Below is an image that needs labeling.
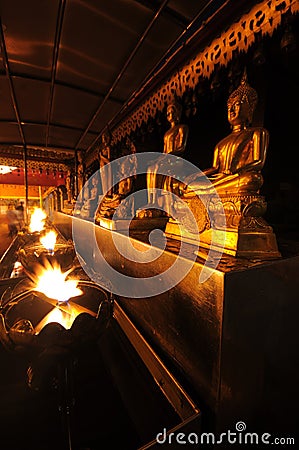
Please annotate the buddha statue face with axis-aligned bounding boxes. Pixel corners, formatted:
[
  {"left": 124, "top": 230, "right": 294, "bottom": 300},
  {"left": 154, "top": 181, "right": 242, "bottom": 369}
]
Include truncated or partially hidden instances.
[
  {"left": 228, "top": 99, "right": 251, "bottom": 128},
  {"left": 227, "top": 70, "right": 258, "bottom": 128},
  {"left": 166, "top": 101, "right": 182, "bottom": 124},
  {"left": 102, "top": 131, "right": 111, "bottom": 147}
]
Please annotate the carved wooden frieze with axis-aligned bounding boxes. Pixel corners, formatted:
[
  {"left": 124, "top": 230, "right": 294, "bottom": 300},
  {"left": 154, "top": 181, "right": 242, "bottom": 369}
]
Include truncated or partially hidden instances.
[
  {"left": 113, "top": 0, "right": 299, "bottom": 142},
  {"left": 0, "top": 145, "right": 72, "bottom": 172}
]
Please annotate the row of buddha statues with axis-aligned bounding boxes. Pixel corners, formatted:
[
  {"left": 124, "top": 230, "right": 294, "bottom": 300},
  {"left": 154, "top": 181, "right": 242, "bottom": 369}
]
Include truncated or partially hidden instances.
[
  {"left": 65, "top": 70, "right": 280, "bottom": 259},
  {"left": 63, "top": 134, "right": 135, "bottom": 214}
]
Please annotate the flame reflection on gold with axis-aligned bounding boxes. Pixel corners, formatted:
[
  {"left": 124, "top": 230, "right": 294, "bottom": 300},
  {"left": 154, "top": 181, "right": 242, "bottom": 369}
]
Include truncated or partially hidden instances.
[{"left": 34, "top": 300, "right": 88, "bottom": 332}]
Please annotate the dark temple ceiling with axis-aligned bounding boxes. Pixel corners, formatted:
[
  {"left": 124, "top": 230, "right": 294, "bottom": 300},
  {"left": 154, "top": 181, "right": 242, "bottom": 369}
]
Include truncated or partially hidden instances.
[{"left": 0, "top": 0, "right": 253, "bottom": 165}]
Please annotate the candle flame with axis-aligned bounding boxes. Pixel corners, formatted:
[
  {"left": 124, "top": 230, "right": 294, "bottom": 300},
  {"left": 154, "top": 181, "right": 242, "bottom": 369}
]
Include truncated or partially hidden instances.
[
  {"left": 29, "top": 208, "right": 47, "bottom": 233},
  {"left": 33, "top": 261, "right": 83, "bottom": 303},
  {"left": 40, "top": 230, "right": 57, "bottom": 251}
]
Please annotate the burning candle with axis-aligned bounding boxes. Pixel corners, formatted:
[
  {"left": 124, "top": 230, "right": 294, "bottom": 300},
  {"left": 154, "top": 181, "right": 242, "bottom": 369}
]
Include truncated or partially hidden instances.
[
  {"left": 28, "top": 208, "right": 47, "bottom": 233},
  {"left": 33, "top": 261, "right": 83, "bottom": 303},
  {"left": 39, "top": 230, "right": 57, "bottom": 254},
  {"left": 31, "top": 261, "right": 86, "bottom": 331}
]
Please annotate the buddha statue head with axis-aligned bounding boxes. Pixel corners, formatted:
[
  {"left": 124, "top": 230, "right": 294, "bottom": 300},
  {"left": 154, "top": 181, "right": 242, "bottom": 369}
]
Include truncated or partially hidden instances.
[
  {"left": 101, "top": 128, "right": 112, "bottom": 147},
  {"left": 167, "top": 98, "right": 182, "bottom": 124},
  {"left": 227, "top": 69, "right": 258, "bottom": 127}
]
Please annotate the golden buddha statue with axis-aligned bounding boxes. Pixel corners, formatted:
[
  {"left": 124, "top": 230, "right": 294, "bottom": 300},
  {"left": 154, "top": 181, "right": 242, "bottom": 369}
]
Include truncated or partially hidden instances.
[
  {"left": 136, "top": 100, "right": 188, "bottom": 221},
  {"left": 65, "top": 170, "right": 72, "bottom": 203},
  {"left": 183, "top": 70, "right": 266, "bottom": 197},
  {"left": 98, "top": 129, "right": 113, "bottom": 198},
  {"left": 76, "top": 151, "right": 85, "bottom": 203},
  {"left": 147, "top": 100, "right": 188, "bottom": 205},
  {"left": 166, "top": 70, "right": 280, "bottom": 259},
  {"left": 117, "top": 138, "right": 137, "bottom": 197},
  {"left": 95, "top": 138, "right": 137, "bottom": 224}
]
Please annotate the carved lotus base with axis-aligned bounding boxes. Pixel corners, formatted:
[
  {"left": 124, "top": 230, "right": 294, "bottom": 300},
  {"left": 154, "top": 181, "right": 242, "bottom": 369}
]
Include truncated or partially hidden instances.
[
  {"left": 165, "top": 193, "right": 281, "bottom": 259},
  {"left": 95, "top": 194, "right": 122, "bottom": 220}
]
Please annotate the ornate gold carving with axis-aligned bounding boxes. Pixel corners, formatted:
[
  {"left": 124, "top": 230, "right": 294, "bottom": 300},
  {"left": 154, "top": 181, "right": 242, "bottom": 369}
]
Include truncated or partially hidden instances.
[
  {"left": 173, "top": 193, "right": 269, "bottom": 235},
  {"left": 206, "top": 194, "right": 268, "bottom": 230},
  {"left": 167, "top": 191, "right": 281, "bottom": 258},
  {"left": 179, "top": 196, "right": 210, "bottom": 234}
]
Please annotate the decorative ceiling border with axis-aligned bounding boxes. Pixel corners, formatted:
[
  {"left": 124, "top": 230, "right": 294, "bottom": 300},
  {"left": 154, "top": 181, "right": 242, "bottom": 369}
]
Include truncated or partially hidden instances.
[
  {"left": 113, "top": 0, "right": 299, "bottom": 142},
  {"left": 0, "top": 156, "right": 70, "bottom": 173},
  {"left": 0, "top": 145, "right": 73, "bottom": 162},
  {"left": 0, "top": 145, "right": 72, "bottom": 172}
]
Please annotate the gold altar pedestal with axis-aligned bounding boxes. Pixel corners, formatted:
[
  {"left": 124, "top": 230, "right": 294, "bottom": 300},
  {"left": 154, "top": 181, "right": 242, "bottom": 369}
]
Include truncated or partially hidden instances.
[
  {"left": 165, "top": 193, "right": 281, "bottom": 259},
  {"left": 98, "top": 216, "right": 168, "bottom": 232},
  {"left": 112, "top": 247, "right": 299, "bottom": 436},
  {"left": 95, "top": 193, "right": 169, "bottom": 232},
  {"left": 166, "top": 220, "right": 281, "bottom": 259},
  {"left": 98, "top": 217, "right": 133, "bottom": 231},
  {"left": 53, "top": 212, "right": 298, "bottom": 436}
]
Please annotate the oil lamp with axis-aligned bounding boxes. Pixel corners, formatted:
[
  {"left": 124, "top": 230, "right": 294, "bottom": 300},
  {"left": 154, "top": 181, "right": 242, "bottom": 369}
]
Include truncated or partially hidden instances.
[
  {"left": 40, "top": 229, "right": 57, "bottom": 254},
  {"left": 0, "top": 263, "right": 113, "bottom": 450},
  {"left": 28, "top": 207, "right": 47, "bottom": 233},
  {"left": 17, "top": 229, "right": 77, "bottom": 273},
  {"left": 0, "top": 262, "right": 113, "bottom": 354},
  {"left": 16, "top": 207, "right": 50, "bottom": 250}
]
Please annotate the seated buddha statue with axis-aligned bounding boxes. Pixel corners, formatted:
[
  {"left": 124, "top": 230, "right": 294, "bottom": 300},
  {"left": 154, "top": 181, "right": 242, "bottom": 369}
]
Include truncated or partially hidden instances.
[
  {"left": 183, "top": 70, "right": 268, "bottom": 198},
  {"left": 141, "top": 100, "right": 188, "bottom": 217},
  {"left": 98, "top": 129, "right": 113, "bottom": 198},
  {"left": 76, "top": 151, "right": 85, "bottom": 202},
  {"left": 166, "top": 71, "right": 280, "bottom": 259}
]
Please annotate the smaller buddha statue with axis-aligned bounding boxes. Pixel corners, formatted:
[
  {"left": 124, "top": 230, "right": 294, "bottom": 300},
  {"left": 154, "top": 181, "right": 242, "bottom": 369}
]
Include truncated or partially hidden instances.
[
  {"left": 98, "top": 129, "right": 113, "bottom": 198},
  {"left": 96, "top": 139, "right": 137, "bottom": 222},
  {"left": 80, "top": 173, "right": 100, "bottom": 219},
  {"left": 90, "top": 175, "right": 99, "bottom": 201},
  {"left": 76, "top": 151, "right": 85, "bottom": 202},
  {"left": 112, "top": 142, "right": 138, "bottom": 220},
  {"left": 117, "top": 138, "right": 137, "bottom": 197},
  {"left": 65, "top": 170, "right": 72, "bottom": 203},
  {"left": 137, "top": 99, "right": 189, "bottom": 219}
]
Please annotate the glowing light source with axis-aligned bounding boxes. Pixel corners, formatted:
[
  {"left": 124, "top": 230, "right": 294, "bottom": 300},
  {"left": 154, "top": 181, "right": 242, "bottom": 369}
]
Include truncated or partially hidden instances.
[
  {"left": 0, "top": 272, "right": 111, "bottom": 348},
  {"left": 33, "top": 261, "right": 83, "bottom": 303},
  {"left": 0, "top": 165, "right": 17, "bottom": 175},
  {"left": 40, "top": 230, "right": 57, "bottom": 252},
  {"left": 29, "top": 261, "right": 85, "bottom": 330},
  {"left": 28, "top": 207, "right": 47, "bottom": 233}
]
